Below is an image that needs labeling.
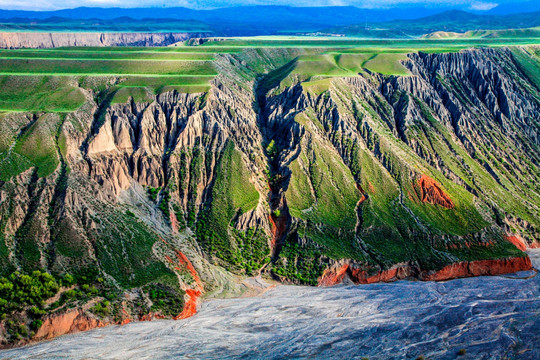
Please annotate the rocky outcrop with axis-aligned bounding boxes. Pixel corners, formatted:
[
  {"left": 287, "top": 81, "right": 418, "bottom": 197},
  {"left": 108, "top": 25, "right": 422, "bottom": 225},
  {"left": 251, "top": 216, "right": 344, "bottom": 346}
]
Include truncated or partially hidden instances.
[
  {"left": 505, "top": 235, "right": 528, "bottom": 251},
  {"left": 416, "top": 174, "right": 454, "bottom": 209},
  {"left": 34, "top": 310, "right": 109, "bottom": 341},
  {"left": 421, "top": 256, "right": 533, "bottom": 281},
  {"left": 319, "top": 256, "right": 533, "bottom": 286},
  {"left": 0, "top": 32, "right": 210, "bottom": 48}
]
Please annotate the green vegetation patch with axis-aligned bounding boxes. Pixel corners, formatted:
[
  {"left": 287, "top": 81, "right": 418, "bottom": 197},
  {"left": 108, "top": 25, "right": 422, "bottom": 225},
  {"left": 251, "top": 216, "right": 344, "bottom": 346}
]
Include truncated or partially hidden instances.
[
  {"left": 0, "top": 113, "right": 62, "bottom": 180},
  {"left": 291, "top": 52, "right": 409, "bottom": 79},
  {"left": 285, "top": 129, "right": 363, "bottom": 260},
  {"left": 111, "top": 87, "right": 153, "bottom": 104},
  {"left": 0, "top": 270, "right": 60, "bottom": 317},
  {"left": 83, "top": 209, "right": 177, "bottom": 288},
  {"left": 196, "top": 141, "right": 267, "bottom": 273},
  {"left": 143, "top": 283, "right": 185, "bottom": 317},
  {"left": 272, "top": 232, "right": 327, "bottom": 286},
  {"left": 362, "top": 53, "right": 410, "bottom": 76},
  {"left": 0, "top": 58, "right": 216, "bottom": 76},
  {"left": 511, "top": 46, "right": 540, "bottom": 90},
  {"left": 0, "top": 75, "right": 85, "bottom": 112}
]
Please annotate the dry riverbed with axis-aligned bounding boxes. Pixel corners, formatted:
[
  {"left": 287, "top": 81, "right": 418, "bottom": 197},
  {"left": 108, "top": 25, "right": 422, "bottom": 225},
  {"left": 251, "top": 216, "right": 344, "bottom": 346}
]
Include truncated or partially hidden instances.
[{"left": 1, "top": 250, "right": 539, "bottom": 360}]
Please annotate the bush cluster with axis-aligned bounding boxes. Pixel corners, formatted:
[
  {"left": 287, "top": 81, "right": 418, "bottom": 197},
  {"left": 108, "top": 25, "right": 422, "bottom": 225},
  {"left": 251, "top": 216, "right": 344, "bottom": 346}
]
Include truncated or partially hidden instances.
[{"left": 0, "top": 271, "right": 60, "bottom": 317}]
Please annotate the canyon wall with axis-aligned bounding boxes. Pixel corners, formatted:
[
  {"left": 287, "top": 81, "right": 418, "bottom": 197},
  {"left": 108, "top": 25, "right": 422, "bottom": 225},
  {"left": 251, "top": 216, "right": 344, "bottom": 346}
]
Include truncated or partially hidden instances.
[
  {"left": 0, "top": 46, "right": 539, "bottom": 345},
  {"left": 0, "top": 32, "right": 210, "bottom": 48}
]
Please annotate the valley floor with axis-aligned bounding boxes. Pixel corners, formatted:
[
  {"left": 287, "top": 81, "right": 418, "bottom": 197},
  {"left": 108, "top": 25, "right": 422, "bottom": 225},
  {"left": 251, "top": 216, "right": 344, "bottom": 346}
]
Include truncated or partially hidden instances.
[{"left": 1, "top": 250, "right": 539, "bottom": 360}]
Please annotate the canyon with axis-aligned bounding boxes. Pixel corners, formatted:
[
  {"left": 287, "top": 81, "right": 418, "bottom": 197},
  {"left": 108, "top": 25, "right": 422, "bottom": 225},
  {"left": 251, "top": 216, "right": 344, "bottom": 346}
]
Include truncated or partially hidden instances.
[{"left": 0, "top": 45, "right": 539, "bottom": 346}]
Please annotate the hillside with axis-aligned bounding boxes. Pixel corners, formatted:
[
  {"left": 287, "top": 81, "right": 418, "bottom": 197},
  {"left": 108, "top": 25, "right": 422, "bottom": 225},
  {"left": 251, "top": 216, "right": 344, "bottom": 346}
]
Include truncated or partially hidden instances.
[
  {"left": 0, "top": 42, "right": 539, "bottom": 346},
  {"left": 324, "top": 10, "right": 540, "bottom": 38},
  {"left": 424, "top": 27, "right": 540, "bottom": 39},
  {"left": 0, "top": 6, "right": 539, "bottom": 37}
]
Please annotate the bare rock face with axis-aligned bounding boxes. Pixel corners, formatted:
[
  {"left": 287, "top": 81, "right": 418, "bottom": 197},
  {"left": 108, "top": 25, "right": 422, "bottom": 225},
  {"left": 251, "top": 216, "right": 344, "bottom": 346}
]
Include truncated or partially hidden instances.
[
  {"left": 318, "top": 256, "right": 533, "bottom": 286},
  {"left": 0, "top": 32, "right": 210, "bottom": 48},
  {"left": 33, "top": 310, "right": 109, "bottom": 341},
  {"left": 415, "top": 174, "right": 454, "bottom": 209}
]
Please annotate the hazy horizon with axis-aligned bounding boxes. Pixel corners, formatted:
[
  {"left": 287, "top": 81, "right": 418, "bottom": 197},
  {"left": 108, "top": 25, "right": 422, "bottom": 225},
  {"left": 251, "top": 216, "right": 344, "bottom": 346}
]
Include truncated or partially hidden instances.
[{"left": 0, "top": 0, "right": 521, "bottom": 12}]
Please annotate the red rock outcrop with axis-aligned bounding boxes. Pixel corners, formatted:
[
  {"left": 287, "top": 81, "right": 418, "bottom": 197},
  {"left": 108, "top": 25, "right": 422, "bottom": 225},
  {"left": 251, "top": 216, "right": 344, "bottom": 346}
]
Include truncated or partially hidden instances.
[
  {"left": 319, "top": 264, "right": 350, "bottom": 286},
  {"left": 504, "top": 234, "right": 527, "bottom": 251},
  {"left": 319, "top": 263, "right": 413, "bottom": 286},
  {"left": 165, "top": 250, "right": 204, "bottom": 320},
  {"left": 319, "top": 256, "right": 532, "bottom": 286},
  {"left": 174, "top": 289, "right": 201, "bottom": 320},
  {"left": 416, "top": 174, "right": 454, "bottom": 209},
  {"left": 269, "top": 209, "right": 288, "bottom": 249},
  {"left": 33, "top": 310, "right": 109, "bottom": 341},
  {"left": 25, "top": 308, "right": 168, "bottom": 346},
  {"left": 421, "top": 256, "right": 532, "bottom": 281},
  {"left": 356, "top": 184, "right": 368, "bottom": 205}
]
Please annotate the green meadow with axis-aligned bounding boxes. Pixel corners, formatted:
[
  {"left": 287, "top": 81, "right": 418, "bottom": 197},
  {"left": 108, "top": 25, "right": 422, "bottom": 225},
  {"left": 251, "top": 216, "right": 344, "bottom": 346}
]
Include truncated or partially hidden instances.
[{"left": 0, "top": 36, "right": 538, "bottom": 112}]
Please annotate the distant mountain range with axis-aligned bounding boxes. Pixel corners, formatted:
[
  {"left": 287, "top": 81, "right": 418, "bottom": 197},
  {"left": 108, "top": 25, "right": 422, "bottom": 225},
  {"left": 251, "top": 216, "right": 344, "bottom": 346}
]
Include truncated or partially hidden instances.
[
  {"left": 0, "top": 17, "right": 211, "bottom": 33},
  {"left": 0, "top": 4, "right": 539, "bottom": 36},
  {"left": 323, "top": 10, "right": 540, "bottom": 38}
]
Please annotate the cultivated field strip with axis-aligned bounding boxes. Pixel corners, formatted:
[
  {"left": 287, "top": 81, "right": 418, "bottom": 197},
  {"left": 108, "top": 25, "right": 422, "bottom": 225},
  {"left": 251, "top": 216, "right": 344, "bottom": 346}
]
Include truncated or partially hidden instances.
[{"left": 0, "top": 38, "right": 538, "bottom": 112}]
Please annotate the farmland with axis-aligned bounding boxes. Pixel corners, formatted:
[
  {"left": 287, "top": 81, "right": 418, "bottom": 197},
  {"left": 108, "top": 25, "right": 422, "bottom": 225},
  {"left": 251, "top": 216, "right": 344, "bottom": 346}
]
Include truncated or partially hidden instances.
[{"left": 0, "top": 36, "right": 538, "bottom": 112}]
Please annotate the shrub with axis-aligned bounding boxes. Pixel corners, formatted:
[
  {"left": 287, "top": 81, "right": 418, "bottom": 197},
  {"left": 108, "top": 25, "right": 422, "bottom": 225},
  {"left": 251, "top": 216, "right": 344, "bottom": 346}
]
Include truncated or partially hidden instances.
[
  {"left": 0, "top": 271, "right": 60, "bottom": 316},
  {"left": 62, "top": 273, "right": 75, "bottom": 286},
  {"left": 91, "top": 300, "right": 111, "bottom": 317},
  {"left": 30, "top": 319, "right": 43, "bottom": 331}
]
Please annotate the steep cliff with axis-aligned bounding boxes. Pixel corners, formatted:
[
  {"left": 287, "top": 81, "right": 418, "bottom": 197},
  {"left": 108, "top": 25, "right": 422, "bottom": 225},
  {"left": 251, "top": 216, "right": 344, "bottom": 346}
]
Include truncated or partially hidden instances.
[
  {"left": 0, "top": 46, "right": 538, "bottom": 346},
  {"left": 0, "top": 32, "right": 210, "bottom": 48}
]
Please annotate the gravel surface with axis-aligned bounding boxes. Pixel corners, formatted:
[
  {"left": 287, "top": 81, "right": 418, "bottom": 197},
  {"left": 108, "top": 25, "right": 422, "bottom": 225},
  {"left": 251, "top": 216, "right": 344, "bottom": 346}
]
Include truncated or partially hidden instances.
[{"left": 2, "top": 250, "right": 539, "bottom": 360}]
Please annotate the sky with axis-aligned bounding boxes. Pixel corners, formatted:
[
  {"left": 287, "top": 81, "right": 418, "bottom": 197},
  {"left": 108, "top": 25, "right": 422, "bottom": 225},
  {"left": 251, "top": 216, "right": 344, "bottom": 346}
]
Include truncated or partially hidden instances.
[{"left": 0, "top": 0, "right": 511, "bottom": 11}]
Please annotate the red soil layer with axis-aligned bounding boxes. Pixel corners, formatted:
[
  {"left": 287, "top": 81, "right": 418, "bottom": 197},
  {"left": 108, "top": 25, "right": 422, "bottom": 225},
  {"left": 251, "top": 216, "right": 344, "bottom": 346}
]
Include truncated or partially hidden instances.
[
  {"left": 319, "top": 264, "right": 350, "bottom": 286},
  {"left": 417, "top": 174, "right": 454, "bottom": 209},
  {"left": 165, "top": 250, "right": 204, "bottom": 320},
  {"left": 269, "top": 212, "right": 288, "bottom": 248},
  {"left": 23, "top": 308, "right": 168, "bottom": 347},
  {"left": 422, "top": 257, "right": 532, "bottom": 281},
  {"left": 358, "top": 194, "right": 367, "bottom": 205},
  {"left": 504, "top": 235, "right": 527, "bottom": 251},
  {"left": 174, "top": 289, "right": 201, "bottom": 320},
  {"left": 170, "top": 211, "right": 179, "bottom": 233},
  {"left": 446, "top": 240, "right": 494, "bottom": 250},
  {"left": 33, "top": 310, "right": 109, "bottom": 341},
  {"left": 356, "top": 184, "right": 367, "bottom": 205},
  {"left": 319, "top": 256, "right": 533, "bottom": 286},
  {"left": 319, "top": 264, "right": 413, "bottom": 286},
  {"left": 175, "top": 250, "right": 203, "bottom": 290}
]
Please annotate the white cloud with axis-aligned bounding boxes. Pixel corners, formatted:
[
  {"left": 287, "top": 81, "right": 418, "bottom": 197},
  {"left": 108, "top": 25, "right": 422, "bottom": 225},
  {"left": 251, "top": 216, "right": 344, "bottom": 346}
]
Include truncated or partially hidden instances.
[{"left": 469, "top": 1, "right": 498, "bottom": 11}]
